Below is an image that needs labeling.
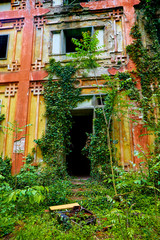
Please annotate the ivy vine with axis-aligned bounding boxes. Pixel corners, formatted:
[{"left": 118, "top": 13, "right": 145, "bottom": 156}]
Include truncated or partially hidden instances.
[
  {"left": 0, "top": 114, "right": 5, "bottom": 123},
  {"left": 83, "top": 72, "right": 139, "bottom": 181},
  {"left": 35, "top": 59, "right": 81, "bottom": 177},
  {"left": 0, "top": 103, "right": 5, "bottom": 128},
  {"left": 126, "top": 0, "right": 160, "bottom": 153}
]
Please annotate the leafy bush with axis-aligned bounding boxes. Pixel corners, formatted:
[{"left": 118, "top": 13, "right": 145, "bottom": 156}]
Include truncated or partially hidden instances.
[
  {"left": 0, "top": 216, "right": 16, "bottom": 238},
  {"left": 16, "top": 164, "right": 38, "bottom": 189},
  {"left": 0, "top": 156, "right": 13, "bottom": 185},
  {"left": 44, "top": 180, "right": 71, "bottom": 206},
  {"left": 83, "top": 108, "right": 111, "bottom": 180},
  {"left": 8, "top": 185, "right": 48, "bottom": 206}
]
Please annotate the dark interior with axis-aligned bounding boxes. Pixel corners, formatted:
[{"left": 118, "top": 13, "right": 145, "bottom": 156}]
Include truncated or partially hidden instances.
[
  {"left": 67, "top": 110, "right": 93, "bottom": 176},
  {"left": 66, "top": 35, "right": 81, "bottom": 53},
  {"left": 0, "top": 0, "right": 11, "bottom": 2},
  {"left": 0, "top": 35, "right": 8, "bottom": 59},
  {"left": 64, "top": 27, "right": 91, "bottom": 53}
]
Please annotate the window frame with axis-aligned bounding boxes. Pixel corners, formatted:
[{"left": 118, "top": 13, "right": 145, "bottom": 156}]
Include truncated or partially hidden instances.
[
  {"left": 51, "top": 26, "right": 105, "bottom": 55},
  {"left": 0, "top": 34, "right": 9, "bottom": 60},
  {"left": 63, "top": 26, "right": 93, "bottom": 54}
]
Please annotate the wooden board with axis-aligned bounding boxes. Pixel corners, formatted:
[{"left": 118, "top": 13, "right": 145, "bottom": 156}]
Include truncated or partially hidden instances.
[{"left": 49, "top": 203, "right": 80, "bottom": 211}]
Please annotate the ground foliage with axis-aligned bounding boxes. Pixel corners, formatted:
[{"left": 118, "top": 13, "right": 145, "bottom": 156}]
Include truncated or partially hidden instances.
[{"left": 0, "top": 161, "right": 160, "bottom": 239}]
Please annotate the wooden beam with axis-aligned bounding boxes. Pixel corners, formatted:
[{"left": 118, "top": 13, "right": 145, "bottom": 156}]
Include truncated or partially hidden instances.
[{"left": 49, "top": 203, "right": 80, "bottom": 211}]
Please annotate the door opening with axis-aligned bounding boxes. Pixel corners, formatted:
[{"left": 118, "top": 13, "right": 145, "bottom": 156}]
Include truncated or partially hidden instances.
[{"left": 66, "top": 109, "right": 93, "bottom": 176}]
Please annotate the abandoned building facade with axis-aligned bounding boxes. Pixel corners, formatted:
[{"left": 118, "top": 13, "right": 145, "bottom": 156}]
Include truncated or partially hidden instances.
[{"left": 0, "top": 0, "right": 152, "bottom": 175}]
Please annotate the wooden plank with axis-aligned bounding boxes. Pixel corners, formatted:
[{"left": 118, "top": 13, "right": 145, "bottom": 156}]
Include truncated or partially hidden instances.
[{"left": 49, "top": 203, "right": 80, "bottom": 211}]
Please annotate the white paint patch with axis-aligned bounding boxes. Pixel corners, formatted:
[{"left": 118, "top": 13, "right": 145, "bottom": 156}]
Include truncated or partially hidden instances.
[
  {"left": 76, "top": 99, "right": 93, "bottom": 109},
  {"left": 53, "top": 0, "right": 63, "bottom": 7},
  {"left": 13, "top": 138, "right": 25, "bottom": 153}
]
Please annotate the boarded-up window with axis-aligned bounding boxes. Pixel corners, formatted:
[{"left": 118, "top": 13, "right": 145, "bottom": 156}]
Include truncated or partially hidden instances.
[{"left": 0, "top": 35, "right": 9, "bottom": 59}]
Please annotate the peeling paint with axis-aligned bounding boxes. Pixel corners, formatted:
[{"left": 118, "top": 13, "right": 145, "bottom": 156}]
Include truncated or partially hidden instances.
[{"left": 13, "top": 138, "right": 25, "bottom": 153}]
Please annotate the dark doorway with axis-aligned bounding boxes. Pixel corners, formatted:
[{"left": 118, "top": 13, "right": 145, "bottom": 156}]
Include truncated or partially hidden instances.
[{"left": 67, "top": 109, "right": 93, "bottom": 176}]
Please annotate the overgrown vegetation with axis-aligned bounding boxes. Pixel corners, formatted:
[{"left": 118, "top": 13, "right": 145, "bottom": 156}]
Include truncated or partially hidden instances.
[
  {"left": 35, "top": 59, "right": 81, "bottom": 178},
  {"left": 126, "top": 0, "right": 160, "bottom": 153},
  {"left": 0, "top": 155, "right": 72, "bottom": 238},
  {"left": 0, "top": 103, "right": 5, "bottom": 126},
  {"left": 126, "top": 0, "right": 160, "bottom": 190},
  {"left": 84, "top": 73, "right": 140, "bottom": 182},
  {"left": 0, "top": 0, "right": 160, "bottom": 238},
  {"left": 0, "top": 161, "right": 159, "bottom": 239}
]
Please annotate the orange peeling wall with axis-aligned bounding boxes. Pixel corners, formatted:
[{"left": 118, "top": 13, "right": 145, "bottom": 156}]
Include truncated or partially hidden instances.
[{"left": 0, "top": 0, "right": 151, "bottom": 174}]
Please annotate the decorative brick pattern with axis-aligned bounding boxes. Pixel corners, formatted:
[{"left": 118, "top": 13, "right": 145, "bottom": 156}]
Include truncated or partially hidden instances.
[
  {"left": 109, "top": 9, "right": 123, "bottom": 21},
  {"left": 13, "top": 19, "right": 24, "bottom": 32},
  {"left": 5, "top": 83, "right": 18, "bottom": 97},
  {"left": 0, "top": 18, "right": 24, "bottom": 31},
  {"left": 111, "top": 55, "right": 127, "bottom": 64},
  {"left": 31, "top": 59, "right": 45, "bottom": 71},
  {"left": 11, "top": 0, "right": 26, "bottom": 10},
  {"left": 8, "top": 61, "right": 21, "bottom": 72},
  {"left": 34, "top": 16, "right": 46, "bottom": 29},
  {"left": 35, "top": 1, "right": 43, "bottom": 8},
  {"left": 30, "top": 82, "right": 44, "bottom": 96}
]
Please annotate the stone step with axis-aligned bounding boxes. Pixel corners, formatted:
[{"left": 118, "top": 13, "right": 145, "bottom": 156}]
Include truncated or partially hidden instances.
[{"left": 71, "top": 177, "right": 90, "bottom": 186}]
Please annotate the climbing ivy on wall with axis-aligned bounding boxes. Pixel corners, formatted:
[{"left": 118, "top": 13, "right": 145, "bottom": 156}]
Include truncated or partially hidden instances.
[
  {"left": 0, "top": 114, "right": 5, "bottom": 123},
  {"left": 35, "top": 59, "right": 81, "bottom": 177},
  {"left": 0, "top": 104, "right": 5, "bottom": 127},
  {"left": 138, "top": 0, "right": 160, "bottom": 42},
  {"left": 126, "top": 0, "right": 160, "bottom": 153},
  {"left": 82, "top": 72, "right": 139, "bottom": 183}
]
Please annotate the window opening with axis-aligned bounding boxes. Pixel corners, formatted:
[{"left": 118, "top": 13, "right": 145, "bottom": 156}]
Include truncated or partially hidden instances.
[
  {"left": 96, "top": 95, "right": 105, "bottom": 106},
  {"left": 52, "top": 26, "right": 104, "bottom": 55},
  {"left": 0, "top": 35, "right": 9, "bottom": 59},
  {"left": 0, "top": 0, "right": 11, "bottom": 11},
  {"left": 92, "top": 95, "right": 105, "bottom": 106},
  {"left": 64, "top": 27, "right": 91, "bottom": 53}
]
